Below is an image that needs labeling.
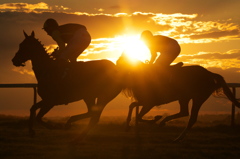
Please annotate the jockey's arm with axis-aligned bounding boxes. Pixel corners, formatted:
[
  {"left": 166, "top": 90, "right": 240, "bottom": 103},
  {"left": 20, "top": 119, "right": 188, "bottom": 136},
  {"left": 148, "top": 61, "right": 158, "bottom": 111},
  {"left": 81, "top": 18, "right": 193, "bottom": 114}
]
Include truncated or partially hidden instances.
[
  {"left": 149, "top": 51, "right": 157, "bottom": 64},
  {"left": 51, "top": 30, "right": 65, "bottom": 51}
]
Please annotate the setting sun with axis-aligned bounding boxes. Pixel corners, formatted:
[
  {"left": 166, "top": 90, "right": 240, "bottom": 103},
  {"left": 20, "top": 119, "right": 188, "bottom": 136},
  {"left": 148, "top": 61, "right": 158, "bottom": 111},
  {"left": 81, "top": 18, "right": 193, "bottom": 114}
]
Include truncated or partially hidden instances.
[{"left": 115, "top": 35, "right": 151, "bottom": 63}]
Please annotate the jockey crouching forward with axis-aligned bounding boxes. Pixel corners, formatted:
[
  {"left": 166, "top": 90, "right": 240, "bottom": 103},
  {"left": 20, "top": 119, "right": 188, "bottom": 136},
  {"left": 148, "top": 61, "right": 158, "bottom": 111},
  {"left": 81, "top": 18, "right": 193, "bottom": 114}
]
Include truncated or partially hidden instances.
[
  {"left": 140, "top": 30, "right": 183, "bottom": 87},
  {"left": 140, "top": 30, "right": 181, "bottom": 68},
  {"left": 43, "top": 18, "right": 91, "bottom": 63}
]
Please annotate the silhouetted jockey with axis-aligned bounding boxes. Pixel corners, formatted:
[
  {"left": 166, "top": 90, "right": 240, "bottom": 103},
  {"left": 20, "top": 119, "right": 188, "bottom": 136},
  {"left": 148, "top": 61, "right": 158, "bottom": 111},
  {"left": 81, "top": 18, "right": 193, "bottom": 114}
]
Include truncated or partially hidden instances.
[
  {"left": 43, "top": 18, "right": 91, "bottom": 63},
  {"left": 140, "top": 30, "right": 181, "bottom": 67}
]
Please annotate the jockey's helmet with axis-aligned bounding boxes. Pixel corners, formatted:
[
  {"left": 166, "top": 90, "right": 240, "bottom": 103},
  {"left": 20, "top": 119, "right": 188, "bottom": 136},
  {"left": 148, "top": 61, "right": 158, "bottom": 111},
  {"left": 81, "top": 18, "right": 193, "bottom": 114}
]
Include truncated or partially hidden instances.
[
  {"left": 43, "top": 18, "right": 59, "bottom": 35},
  {"left": 140, "top": 30, "right": 153, "bottom": 41}
]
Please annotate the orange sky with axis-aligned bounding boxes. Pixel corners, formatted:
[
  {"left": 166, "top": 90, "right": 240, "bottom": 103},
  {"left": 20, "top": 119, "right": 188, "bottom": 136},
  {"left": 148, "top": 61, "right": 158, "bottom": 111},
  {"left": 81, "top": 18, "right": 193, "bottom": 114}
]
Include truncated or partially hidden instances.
[{"left": 0, "top": 1, "right": 239, "bottom": 117}]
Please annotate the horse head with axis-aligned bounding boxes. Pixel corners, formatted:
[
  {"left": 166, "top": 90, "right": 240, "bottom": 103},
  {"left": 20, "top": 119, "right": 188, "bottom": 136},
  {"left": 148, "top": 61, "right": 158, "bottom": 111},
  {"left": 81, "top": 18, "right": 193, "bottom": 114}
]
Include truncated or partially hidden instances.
[
  {"left": 12, "top": 31, "right": 41, "bottom": 67},
  {"left": 116, "top": 53, "right": 145, "bottom": 73}
]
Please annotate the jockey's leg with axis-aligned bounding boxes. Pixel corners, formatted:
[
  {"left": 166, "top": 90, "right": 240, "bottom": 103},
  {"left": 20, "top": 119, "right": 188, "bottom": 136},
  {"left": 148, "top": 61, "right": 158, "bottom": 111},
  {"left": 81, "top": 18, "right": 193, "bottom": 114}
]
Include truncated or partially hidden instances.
[
  {"left": 60, "top": 28, "right": 91, "bottom": 62},
  {"left": 155, "top": 45, "right": 180, "bottom": 67}
]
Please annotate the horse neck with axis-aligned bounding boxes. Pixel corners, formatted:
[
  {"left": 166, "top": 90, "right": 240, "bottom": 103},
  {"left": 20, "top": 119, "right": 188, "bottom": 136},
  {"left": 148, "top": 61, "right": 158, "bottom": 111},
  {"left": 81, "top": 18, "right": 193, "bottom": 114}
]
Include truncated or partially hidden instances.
[{"left": 30, "top": 42, "right": 52, "bottom": 81}]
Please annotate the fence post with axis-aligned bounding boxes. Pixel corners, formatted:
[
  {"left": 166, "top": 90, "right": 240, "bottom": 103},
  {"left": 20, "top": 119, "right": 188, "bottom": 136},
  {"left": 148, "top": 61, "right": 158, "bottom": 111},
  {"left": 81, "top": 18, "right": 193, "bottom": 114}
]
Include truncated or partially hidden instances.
[
  {"left": 231, "top": 87, "right": 236, "bottom": 127},
  {"left": 33, "top": 86, "right": 37, "bottom": 105}
]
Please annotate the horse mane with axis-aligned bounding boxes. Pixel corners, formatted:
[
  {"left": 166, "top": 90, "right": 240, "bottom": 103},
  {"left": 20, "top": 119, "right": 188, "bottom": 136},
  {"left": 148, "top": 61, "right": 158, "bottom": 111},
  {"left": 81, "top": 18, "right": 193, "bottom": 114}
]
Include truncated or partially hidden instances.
[{"left": 29, "top": 36, "right": 53, "bottom": 60}]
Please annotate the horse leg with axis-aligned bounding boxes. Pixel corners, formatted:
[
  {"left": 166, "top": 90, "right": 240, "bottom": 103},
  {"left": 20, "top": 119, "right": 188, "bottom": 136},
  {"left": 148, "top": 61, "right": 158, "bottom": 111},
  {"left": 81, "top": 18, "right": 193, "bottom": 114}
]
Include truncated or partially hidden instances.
[
  {"left": 125, "top": 102, "right": 141, "bottom": 131},
  {"left": 74, "top": 103, "right": 106, "bottom": 142},
  {"left": 74, "top": 92, "right": 117, "bottom": 142},
  {"left": 29, "top": 100, "right": 44, "bottom": 137},
  {"left": 174, "top": 95, "right": 210, "bottom": 142},
  {"left": 137, "top": 105, "right": 155, "bottom": 123},
  {"left": 35, "top": 102, "right": 54, "bottom": 129},
  {"left": 159, "top": 98, "right": 190, "bottom": 127},
  {"left": 65, "top": 98, "right": 95, "bottom": 129},
  {"left": 73, "top": 87, "right": 121, "bottom": 142}
]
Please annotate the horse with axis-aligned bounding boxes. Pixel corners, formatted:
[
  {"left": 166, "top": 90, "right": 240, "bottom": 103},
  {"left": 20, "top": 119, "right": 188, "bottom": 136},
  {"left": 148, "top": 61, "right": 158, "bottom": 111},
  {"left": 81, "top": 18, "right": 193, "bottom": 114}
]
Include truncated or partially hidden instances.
[
  {"left": 12, "top": 31, "right": 123, "bottom": 142},
  {"left": 117, "top": 55, "right": 240, "bottom": 142}
]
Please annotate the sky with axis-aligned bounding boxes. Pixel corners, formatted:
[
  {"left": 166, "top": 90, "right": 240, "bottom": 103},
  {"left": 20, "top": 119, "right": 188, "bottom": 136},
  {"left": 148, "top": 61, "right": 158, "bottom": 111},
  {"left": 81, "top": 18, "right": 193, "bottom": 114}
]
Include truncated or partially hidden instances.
[{"left": 0, "top": 0, "right": 239, "bottom": 117}]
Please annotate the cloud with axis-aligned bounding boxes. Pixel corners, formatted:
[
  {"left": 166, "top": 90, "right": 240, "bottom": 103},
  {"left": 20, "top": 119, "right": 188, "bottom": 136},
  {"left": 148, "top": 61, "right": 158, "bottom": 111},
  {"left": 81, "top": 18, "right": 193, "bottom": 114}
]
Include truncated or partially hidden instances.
[
  {"left": 0, "top": 2, "right": 49, "bottom": 12},
  {"left": 175, "top": 50, "right": 240, "bottom": 71},
  {"left": 180, "top": 50, "right": 240, "bottom": 60},
  {"left": 1, "top": 2, "right": 239, "bottom": 41},
  {"left": 0, "top": 2, "right": 70, "bottom": 13},
  {"left": 189, "top": 29, "right": 240, "bottom": 40},
  {"left": 173, "top": 49, "right": 240, "bottom": 83},
  {"left": 12, "top": 67, "right": 35, "bottom": 76}
]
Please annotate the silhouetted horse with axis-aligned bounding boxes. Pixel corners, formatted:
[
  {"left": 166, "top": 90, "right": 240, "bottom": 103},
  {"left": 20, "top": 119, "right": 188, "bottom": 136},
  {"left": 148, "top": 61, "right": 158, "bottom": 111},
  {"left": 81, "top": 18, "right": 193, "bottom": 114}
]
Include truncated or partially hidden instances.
[
  {"left": 117, "top": 55, "right": 240, "bottom": 142},
  {"left": 12, "top": 31, "right": 123, "bottom": 142}
]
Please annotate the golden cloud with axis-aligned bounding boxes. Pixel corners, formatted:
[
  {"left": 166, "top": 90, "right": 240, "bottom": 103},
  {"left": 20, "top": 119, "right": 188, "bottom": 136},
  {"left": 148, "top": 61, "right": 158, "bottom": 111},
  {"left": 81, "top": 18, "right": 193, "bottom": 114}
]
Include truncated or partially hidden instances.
[
  {"left": 1, "top": 2, "right": 239, "bottom": 44},
  {"left": 2, "top": 2, "right": 239, "bottom": 69},
  {"left": 176, "top": 50, "right": 240, "bottom": 69},
  {"left": 12, "top": 67, "right": 35, "bottom": 76},
  {"left": 0, "top": 2, "right": 49, "bottom": 12},
  {"left": 0, "top": 2, "right": 70, "bottom": 13}
]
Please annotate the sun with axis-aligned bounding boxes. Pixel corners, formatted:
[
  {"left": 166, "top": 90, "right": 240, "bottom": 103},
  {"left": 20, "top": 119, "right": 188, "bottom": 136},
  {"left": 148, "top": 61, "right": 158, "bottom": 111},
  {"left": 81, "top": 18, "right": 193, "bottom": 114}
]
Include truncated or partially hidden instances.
[{"left": 116, "top": 35, "right": 150, "bottom": 63}]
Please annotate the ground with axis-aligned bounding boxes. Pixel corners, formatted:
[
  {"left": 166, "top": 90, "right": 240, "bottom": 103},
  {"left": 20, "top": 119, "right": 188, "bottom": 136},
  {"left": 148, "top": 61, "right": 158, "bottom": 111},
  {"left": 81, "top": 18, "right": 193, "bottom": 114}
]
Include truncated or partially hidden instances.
[{"left": 0, "top": 115, "right": 240, "bottom": 159}]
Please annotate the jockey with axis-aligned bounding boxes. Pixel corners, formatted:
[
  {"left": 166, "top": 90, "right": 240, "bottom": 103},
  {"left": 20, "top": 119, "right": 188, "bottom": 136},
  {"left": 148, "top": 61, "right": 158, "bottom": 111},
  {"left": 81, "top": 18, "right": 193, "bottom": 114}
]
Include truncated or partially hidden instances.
[
  {"left": 43, "top": 18, "right": 91, "bottom": 63},
  {"left": 140, "top": 30, "right": 181, "bottom": 67}
]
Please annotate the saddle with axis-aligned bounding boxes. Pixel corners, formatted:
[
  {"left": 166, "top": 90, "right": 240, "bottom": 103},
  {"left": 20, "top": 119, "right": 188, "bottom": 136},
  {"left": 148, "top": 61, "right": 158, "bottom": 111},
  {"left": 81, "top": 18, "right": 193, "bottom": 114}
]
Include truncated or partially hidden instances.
[{"left": 171, "top": 62, "right": 184, "bottom": 68}]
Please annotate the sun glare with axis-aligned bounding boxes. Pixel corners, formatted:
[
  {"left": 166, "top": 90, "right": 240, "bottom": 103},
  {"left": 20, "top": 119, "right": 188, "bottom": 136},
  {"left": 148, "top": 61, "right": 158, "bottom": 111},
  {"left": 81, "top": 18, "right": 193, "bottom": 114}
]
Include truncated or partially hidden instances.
[{"left": 115, "top": 35, "right": 150, "bottom": 63}]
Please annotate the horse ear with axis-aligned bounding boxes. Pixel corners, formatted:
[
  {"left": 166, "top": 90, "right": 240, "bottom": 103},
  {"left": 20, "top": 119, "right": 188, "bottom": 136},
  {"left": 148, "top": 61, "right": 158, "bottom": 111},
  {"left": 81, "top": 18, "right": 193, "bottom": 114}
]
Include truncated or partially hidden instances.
[
  {"left": 23, "top": 30, "right": 28, "bottom": 38},
  {"left": 30, "top": 31, "right": 35, "bottom": 37}
]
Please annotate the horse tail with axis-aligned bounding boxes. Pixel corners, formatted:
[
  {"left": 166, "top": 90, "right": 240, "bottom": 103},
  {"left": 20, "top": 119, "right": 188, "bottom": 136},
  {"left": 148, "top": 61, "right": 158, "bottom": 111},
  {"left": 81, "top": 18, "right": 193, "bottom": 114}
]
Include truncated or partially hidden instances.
[
  {"left": 122, "top": 87, "right": 136, "bottom": 100},
  {"left": 120, "top": 75, "right": 137, "bottom": 101},
  {"left": 212, "top": 73, "right": 240, "bottom": 108}
]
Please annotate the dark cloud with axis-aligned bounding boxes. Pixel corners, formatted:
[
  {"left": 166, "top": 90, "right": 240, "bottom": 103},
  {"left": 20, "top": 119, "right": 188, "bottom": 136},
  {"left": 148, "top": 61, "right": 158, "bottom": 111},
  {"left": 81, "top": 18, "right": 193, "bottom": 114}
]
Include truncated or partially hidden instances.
[
  {"left": 0, "top": 11, "right": 163, "bottom": 43},
  {"left": 6, "top": 3, "right": 27, "bottom": 8},
  {"left": 190, "top": 29, "right": 240, "bottom": 40},
  {"left": 179, "top": 51, "right": 240, "bottom": 60}
]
